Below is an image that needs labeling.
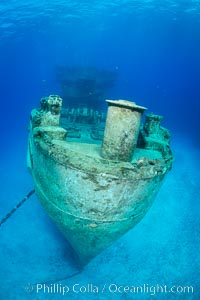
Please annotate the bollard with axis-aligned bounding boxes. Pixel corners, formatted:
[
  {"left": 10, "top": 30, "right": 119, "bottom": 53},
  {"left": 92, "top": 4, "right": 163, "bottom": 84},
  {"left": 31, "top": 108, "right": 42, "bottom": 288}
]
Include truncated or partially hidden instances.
[
  {"left": 101, "top": 100, "right": 147, "bottom": 161},
  {"left": 143, "top": 114, "right": 163, "bottom": 136}
]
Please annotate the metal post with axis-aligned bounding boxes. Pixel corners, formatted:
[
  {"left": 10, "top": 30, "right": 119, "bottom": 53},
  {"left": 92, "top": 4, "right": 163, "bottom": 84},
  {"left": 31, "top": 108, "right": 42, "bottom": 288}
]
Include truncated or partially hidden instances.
[{"left": 101, "top": 100, "right": 147, "bottom": 161}]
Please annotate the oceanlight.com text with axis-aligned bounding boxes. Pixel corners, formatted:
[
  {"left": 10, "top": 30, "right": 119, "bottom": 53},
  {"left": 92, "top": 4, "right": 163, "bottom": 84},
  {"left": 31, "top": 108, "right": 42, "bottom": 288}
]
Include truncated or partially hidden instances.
[{"left": 25, "top": 283, "right": 194, "bottom": 296}]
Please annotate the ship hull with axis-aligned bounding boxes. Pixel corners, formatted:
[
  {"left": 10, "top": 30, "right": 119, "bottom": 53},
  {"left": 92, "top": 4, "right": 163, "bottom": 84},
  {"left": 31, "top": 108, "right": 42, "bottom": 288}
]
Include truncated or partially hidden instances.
[
  {"left": 29, "top": 133, "right": 166, "bottom": 265},
  {"left": 27, "top": 96, "right": 173, "bottom": 265}
]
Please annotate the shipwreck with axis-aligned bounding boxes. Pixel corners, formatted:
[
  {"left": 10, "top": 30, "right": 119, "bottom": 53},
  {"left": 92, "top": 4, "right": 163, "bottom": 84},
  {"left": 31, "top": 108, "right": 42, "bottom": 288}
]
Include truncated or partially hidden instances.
[{"left": 27, "top": 95, "right": 173, "bottom": 265}]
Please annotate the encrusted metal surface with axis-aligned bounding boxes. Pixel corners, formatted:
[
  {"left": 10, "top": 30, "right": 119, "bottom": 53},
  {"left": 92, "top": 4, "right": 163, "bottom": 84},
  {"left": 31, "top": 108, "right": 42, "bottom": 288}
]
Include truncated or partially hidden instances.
[{"left": 27, "top": 95, "right": 173, "bottom": 265}]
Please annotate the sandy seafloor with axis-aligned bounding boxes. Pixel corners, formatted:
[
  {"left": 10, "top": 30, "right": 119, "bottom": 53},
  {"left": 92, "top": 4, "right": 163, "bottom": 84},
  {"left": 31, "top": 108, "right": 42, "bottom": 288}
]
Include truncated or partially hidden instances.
[
  {"left": 1, "top": 0, "right": 200, "bottom": 298},
  {"left": 0, "top": 132, "right": 199, "bottom": 300}
]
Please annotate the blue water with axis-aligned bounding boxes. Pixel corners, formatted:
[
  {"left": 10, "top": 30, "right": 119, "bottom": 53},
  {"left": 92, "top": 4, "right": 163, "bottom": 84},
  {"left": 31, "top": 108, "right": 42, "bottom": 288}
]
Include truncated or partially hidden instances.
[{"left": 0, "top": 1, "right": 200, "bottom": 299}]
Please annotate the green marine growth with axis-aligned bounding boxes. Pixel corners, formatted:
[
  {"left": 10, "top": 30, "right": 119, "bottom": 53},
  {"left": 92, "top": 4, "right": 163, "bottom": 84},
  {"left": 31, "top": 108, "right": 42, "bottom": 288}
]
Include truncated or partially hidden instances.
[
  {"left": 138, "top": 113, "right": 173, "bottom": 165},
  {"left": 27, "top": 95, "right": 173, "bottom": 265},
  {"left": 31, "top": 95, "right": 63, "bottom": 129}
]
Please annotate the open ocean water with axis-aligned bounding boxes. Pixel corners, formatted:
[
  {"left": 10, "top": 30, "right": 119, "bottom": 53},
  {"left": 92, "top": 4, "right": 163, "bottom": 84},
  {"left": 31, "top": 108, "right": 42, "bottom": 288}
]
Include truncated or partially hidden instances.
[{"left": 0, "top": 0, "right": 200, "bottom": 299}]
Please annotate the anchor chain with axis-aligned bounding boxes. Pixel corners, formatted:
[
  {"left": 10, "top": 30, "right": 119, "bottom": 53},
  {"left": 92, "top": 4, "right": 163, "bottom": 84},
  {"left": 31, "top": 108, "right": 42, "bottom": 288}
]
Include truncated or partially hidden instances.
[
  {"left": 0, "top": 189, "right": 83, "bottom": 282},
  {"left": 0, "top": 189, "right": 35, "bottom": 227}
]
